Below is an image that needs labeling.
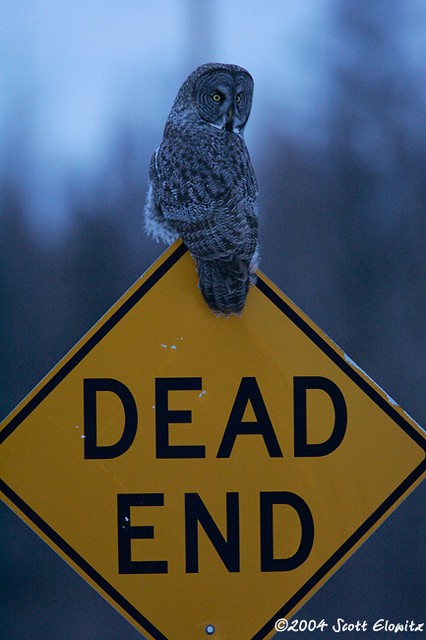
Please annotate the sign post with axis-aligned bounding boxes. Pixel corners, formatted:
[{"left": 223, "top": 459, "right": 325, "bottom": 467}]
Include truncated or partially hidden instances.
[{"left": 1, "top": 241, "right": 425, "bottom": 640}]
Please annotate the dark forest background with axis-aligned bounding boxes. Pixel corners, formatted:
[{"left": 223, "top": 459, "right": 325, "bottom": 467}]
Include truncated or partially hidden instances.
[{"left": 1, "top": 2, "right": 425, "bottom": 639}]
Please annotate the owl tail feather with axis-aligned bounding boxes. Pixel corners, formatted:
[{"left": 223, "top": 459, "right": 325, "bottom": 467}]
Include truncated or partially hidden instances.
[{"left": 196, "top": 256, "right": 250, "bottom": 316}]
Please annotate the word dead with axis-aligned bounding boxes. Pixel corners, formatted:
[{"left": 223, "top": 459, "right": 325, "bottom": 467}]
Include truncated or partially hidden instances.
[
  {"left": 83, "top": 375, "right": 347, "bottom": 460},
  {"left": 82, "top": 375, "right": 348, "bottom": 575}
]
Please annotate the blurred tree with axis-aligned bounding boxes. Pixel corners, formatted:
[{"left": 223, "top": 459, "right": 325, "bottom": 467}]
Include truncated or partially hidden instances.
[
  {"left": 184, "top": 0, "right": 215, "bottom": 70},
  {"left": 328, "top": 0, "right": 426, "bottom": 418},
  {"left": 0, "top": 180, "right": 70, "bottom": 416}
]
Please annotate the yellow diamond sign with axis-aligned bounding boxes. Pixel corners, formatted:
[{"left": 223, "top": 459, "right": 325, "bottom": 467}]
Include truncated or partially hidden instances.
[{"left": 1, "top": 241, "right": 425, "bottom": 640}]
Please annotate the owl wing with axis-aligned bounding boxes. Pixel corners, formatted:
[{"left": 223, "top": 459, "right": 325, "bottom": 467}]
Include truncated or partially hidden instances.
[
  {"left": 151, "top": 128, "right": 258, "bottom": 263},
  {"left": 143, "top": 149, "right": 180, "bottom": 244}
]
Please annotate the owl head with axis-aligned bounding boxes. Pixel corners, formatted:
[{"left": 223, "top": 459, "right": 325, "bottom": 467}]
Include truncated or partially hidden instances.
[{"left": 171, "top": 63, "right": 254, "bottom": 135}]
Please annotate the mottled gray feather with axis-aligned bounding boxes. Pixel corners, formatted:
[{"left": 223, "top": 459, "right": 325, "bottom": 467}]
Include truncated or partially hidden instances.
[{"left": 144, "top": 62, "right": 259, "bottom": 315}]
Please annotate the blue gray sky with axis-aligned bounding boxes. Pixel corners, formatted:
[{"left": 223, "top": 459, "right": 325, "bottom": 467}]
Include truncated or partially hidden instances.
[{"left": 0, "top": 0, "right": 425, "bottom": 233}]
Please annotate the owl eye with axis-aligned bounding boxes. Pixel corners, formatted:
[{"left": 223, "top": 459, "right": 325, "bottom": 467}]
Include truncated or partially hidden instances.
[
  {"left": 211, "top": 92, "right": 223, "bottom": 103},
  {"left": 236, "top": 93, "right": 242, "bottom": 104}
]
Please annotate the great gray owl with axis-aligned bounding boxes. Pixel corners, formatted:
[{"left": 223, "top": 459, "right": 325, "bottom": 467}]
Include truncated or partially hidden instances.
[{"left": 144, "top": 62, "right": 259, "bottom": 315}]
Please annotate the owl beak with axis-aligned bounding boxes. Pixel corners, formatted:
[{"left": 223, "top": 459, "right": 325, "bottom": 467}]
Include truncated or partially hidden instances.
[{"left": 224, "top": 106, "right": 234, "bottom": 132}]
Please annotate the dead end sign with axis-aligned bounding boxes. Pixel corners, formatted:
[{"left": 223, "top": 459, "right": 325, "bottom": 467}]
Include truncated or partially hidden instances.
[{"left": 1, "top": 240, "right": 425, "bottom": 640}]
